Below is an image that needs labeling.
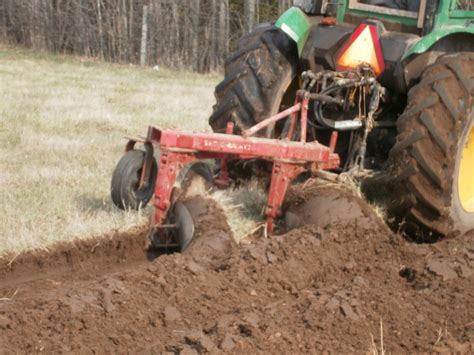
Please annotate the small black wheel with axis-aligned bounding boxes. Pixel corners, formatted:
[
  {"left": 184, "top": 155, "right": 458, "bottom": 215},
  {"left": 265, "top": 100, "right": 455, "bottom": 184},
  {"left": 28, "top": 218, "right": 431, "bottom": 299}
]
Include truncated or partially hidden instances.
[{"left": 111, "top": 150, "right": 158, "bottom": 210}]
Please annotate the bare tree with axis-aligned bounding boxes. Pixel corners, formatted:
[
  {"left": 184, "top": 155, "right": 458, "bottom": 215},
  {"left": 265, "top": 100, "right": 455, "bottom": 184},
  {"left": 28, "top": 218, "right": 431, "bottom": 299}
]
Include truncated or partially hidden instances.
[
  {"left": 96, "top": 0, "right": 104, "bottom": 59},
  {"left": 1, "top": 1, "right": 8, "bottom": 41},
  {"left": 191, "top": 0, "right": 200, "bottom": 71},
  {"left": 140, "top": 0, "right": 150, "bottom": 66},
  {"left": 1, "top": 0, "right": 288, "bottom": 73},
  {"left": 244, "top": 0, "right": 256, "bottom": 33},
  {"left": 218, "top": 0, "right": 229, "bottom": 66}
]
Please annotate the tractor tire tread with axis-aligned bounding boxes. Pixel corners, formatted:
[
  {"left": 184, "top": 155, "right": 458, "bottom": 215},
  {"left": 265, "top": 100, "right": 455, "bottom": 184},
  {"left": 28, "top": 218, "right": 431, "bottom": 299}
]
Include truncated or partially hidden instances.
[
  {"left": 389, "top": 52, "right": 474, "bottom": 239},
  {"left": 418, "top": 111, "right": 449, "bottom": 156},
  {"left": 408, "top": 207, "right": 450, "bottom": 236},
  {"left": 397, "top": 95, "right": 438, "bottom": 125},
  {"left": 409, "top": 71, "right": 451, "bottom": 96},
  {"left": 433, "top": 81, "right": 460, "bottom": 120},
  {"left": 209, "top": 25, "right": 298, "bottom": 133},
  {"left": 410, "top": 145, "right": 444, "bottom": 188},
  {"left": 446, "top": 61, "right": 474, "bottom": 93},
  {"left": 390, "top": 128, "right": 425, "bottom": 155}
]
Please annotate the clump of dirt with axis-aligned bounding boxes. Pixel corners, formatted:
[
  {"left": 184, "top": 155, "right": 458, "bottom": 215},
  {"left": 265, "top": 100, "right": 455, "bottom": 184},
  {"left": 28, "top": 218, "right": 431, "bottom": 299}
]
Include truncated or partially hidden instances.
[
  {"left": 0, "top": 196, "right": 473, "bottom": 353},
  {"left": 283, "top": 183, "right": 388, "bottom": 232},
  {"left": 182, "top": 196, "right": 236, "bottom": 269}
]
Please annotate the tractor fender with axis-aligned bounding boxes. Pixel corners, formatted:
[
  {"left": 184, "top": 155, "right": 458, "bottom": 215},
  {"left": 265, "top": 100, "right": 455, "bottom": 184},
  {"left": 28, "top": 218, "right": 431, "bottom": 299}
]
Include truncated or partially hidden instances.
[
  {"left": 397, "top": 30, "right": 474, "bottom": 91},
  {"left": 402, "top": 26, "right": 474, "bottom": 60},
  {"left": 275, "top": 7, "right": 314, "bottom": 55}
]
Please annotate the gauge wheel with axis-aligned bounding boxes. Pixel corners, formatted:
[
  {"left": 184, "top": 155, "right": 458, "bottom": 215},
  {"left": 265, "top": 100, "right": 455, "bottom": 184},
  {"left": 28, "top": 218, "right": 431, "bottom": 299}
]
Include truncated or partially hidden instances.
[{"left": 111, "top": 150, "right": 158, "bottom": 210}]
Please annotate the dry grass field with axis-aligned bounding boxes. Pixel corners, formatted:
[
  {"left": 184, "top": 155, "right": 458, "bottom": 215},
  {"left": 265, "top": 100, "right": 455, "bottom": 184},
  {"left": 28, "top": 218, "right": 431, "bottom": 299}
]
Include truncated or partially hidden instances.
[{"left": 0, "top": 47, "right": 221, "bottom": 256}]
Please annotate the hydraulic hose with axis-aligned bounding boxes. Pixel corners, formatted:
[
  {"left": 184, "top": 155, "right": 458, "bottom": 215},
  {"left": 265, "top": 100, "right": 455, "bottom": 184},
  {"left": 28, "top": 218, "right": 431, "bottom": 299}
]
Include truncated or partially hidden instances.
[{"left": 313, "top": 84, "right": 363, "bottom": 131}]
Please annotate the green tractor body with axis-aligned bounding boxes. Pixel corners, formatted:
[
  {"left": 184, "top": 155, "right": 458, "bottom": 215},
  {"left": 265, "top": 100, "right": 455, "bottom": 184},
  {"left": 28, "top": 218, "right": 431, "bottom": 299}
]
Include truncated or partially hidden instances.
[
  {"left": 209, "top": 0, "right": 474, "bottom": 240},
  {"left": 276, "top": 1, "right": 474, "bottom": 92}
]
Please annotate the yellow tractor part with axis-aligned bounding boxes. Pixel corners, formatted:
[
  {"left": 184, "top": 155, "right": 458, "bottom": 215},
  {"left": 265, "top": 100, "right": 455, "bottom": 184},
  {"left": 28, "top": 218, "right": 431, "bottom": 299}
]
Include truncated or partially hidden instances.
[{"left": 459, "top": 124, "right": 474, "bottom": 212}]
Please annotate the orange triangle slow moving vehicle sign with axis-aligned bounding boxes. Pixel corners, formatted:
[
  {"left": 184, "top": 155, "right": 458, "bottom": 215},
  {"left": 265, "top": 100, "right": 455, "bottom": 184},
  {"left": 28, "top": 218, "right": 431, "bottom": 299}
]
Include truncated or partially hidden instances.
[{"left": 335, "top": 24, "right": 385, "bottom": 76}]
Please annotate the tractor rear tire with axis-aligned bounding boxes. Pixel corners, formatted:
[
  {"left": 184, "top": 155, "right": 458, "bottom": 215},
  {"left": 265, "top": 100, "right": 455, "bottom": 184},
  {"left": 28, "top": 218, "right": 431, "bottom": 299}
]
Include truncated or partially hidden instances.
[
  {"left": 389, "top": 52, "right": 474, "bottom": 240},
  {"left": 209, "top": 25, "right": 299, "bottom": 134}
]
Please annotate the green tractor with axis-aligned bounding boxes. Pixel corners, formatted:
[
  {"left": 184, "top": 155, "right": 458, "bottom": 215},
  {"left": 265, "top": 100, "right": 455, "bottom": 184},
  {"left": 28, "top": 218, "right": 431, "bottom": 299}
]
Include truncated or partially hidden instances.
[{"left": 209, "top": 0, "right": 474, "bottom": 239}]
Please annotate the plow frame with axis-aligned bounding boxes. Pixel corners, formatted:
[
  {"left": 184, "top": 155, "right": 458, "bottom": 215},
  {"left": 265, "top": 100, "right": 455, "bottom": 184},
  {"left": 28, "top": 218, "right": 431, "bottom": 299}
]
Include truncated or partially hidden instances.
[{"left": 125, "top": 91, "right": 341, "bottom": 242}]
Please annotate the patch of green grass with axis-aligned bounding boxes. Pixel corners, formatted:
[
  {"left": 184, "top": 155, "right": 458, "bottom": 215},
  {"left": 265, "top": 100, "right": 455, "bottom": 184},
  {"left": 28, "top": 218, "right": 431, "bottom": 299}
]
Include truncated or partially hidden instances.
[{"left": 0, "top": 47, "right": 221, "bottom": 256}]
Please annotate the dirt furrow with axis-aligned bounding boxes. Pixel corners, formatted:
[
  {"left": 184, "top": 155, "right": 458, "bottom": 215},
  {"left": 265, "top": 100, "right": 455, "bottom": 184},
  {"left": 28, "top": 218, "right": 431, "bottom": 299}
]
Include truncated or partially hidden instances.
[{"left": 0, "top": 197, "right": 473, "bottom": 353}]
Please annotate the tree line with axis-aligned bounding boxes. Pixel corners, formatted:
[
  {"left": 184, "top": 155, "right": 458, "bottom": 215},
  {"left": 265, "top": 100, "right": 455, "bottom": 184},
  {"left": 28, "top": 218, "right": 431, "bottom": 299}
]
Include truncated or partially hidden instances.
[{"left": 1, "top": 0, "right": 294, "bottom": 72}]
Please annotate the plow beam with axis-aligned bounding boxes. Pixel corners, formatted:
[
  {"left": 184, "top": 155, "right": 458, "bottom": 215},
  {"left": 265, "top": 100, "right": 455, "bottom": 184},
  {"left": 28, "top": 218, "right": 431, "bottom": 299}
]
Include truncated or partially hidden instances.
[
  {"left": 144, "top": 126, "right": 340, "bottom": 234},
  {"left": 147, "top": 126, "right": 338, "bottom": 168}
]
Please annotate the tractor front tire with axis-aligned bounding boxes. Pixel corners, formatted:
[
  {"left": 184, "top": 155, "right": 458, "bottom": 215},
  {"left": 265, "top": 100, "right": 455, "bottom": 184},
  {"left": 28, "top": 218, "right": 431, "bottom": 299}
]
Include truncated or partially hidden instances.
[
  {"left": 389, "top": 53, "right": 474, "bottom": 240},
  {"left": 209, "top": 25, "right": 299, "bottom": 134}
]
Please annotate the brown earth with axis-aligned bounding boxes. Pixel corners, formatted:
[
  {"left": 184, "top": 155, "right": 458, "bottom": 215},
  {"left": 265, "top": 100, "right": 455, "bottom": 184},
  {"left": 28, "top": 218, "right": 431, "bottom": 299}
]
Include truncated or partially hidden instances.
[{"left": 0, "top": 190, "right": 473, "bottom": 354}]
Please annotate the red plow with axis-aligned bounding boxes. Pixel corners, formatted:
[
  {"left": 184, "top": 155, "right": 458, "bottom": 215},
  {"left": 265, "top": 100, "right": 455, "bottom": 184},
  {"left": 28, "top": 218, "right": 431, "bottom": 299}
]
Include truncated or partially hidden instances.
[{"left": 112, "top": 90, "right": 340, "bottom": 250}]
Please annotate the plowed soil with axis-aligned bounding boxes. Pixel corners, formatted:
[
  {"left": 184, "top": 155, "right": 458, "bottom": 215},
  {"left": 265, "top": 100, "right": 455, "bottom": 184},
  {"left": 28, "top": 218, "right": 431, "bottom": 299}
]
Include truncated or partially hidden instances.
[{"left": 1, "top": 192, "right": 473, "bottom": 353}]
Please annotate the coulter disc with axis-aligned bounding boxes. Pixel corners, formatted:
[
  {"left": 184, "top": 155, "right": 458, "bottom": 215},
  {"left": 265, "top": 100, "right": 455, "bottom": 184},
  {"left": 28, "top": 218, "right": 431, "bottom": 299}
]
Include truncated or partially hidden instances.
[{"left": 174, "top": 202, "right": 195, "bottom": 252}]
